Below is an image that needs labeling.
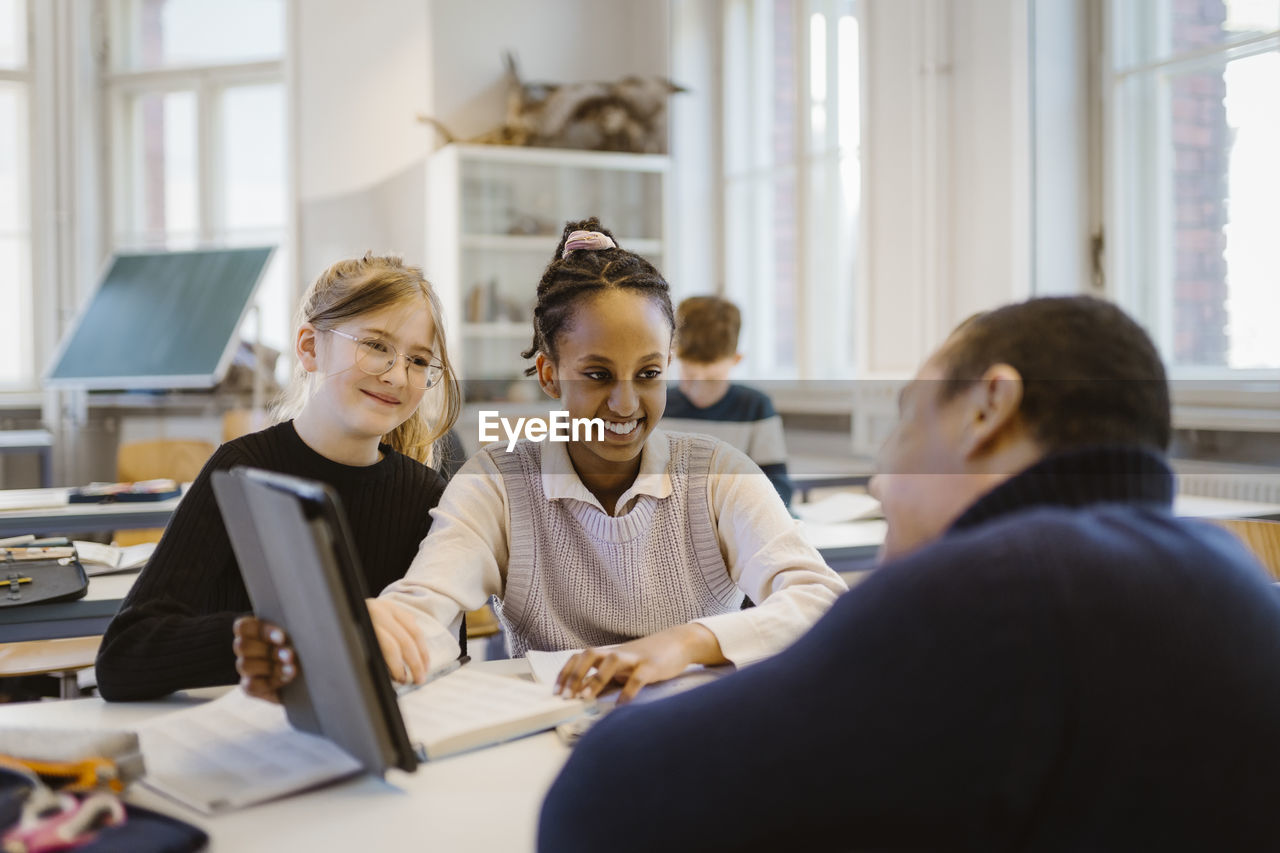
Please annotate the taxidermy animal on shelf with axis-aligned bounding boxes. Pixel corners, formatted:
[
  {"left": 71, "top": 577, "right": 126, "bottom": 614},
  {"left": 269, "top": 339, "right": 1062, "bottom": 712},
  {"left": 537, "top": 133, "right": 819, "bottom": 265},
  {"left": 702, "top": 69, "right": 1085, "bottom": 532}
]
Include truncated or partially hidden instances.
[{"left": 417, "top": 52, "right": 687, "bottom": 154}]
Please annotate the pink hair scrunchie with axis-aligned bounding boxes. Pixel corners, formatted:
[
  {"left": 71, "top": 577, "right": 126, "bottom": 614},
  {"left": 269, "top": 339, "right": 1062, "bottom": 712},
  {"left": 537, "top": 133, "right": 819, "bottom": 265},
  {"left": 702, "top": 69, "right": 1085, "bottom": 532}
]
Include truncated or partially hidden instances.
[{"left": 562, "top": 230, "right": 617, "bottom": 258}]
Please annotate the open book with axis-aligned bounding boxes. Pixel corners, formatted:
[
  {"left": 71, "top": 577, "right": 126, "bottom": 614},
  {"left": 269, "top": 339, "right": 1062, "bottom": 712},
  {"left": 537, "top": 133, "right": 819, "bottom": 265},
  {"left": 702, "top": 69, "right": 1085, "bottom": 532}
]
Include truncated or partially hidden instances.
[
  {"left": 398, "top": 666, "right": 584, "bottom": 760},
  {"left": 139, "top": 689, "right": 363, "bottom": 814},
  {"left": 139, "top": 668, "right": 584, "bottom": 814},
  {"left": 73, "top": 540, "right": 156, "bottom": 575}
]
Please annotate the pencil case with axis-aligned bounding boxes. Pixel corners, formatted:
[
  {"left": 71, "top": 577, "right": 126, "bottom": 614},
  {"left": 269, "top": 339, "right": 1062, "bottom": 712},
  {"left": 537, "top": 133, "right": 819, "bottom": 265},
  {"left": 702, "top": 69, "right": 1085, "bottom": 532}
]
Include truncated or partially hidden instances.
[
  {"left": 68, "top": 480, "right": 181, "bottom": 504},
  {"left": 0, "top": 558, "right": 88, "bottom": 607}
]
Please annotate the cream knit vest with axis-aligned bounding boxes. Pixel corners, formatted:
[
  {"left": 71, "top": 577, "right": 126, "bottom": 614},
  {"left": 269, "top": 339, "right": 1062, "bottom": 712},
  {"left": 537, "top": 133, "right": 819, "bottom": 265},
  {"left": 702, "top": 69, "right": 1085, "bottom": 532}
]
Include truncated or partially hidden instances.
[{"left": 491, "top": 432, "right": 744, "bottom": 657}]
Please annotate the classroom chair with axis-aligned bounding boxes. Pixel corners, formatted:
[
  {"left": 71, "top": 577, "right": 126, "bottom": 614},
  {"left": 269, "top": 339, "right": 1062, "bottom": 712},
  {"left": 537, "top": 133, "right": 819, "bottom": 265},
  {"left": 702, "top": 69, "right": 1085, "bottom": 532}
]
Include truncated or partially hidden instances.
[
  {"left": 114, "top": 438, "right": 216, "bottom": 547},
  {"left": 221, "top": 408, "right": 272, "bottom": 443},
  {"left": 0, "top": 636, "right": 101, "bottom": 700},
  {"left": 1214, "top": 518, "right": 1280, "bottom": 581}
]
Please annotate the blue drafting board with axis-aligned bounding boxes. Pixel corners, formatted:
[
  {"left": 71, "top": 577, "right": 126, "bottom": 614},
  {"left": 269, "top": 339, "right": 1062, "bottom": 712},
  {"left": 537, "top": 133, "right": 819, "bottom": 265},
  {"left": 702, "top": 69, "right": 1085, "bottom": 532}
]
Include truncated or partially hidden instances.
[{"left": 45, "top": 246, "right": 275, "bottom": 390}]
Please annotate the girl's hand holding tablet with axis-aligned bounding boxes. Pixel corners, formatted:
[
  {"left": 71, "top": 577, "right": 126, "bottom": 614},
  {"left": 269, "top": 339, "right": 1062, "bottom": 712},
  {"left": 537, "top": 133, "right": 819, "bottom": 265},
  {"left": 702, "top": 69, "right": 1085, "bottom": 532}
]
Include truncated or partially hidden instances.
[{"left": 232, "top": 615, "right": 296, "bottom": 703}]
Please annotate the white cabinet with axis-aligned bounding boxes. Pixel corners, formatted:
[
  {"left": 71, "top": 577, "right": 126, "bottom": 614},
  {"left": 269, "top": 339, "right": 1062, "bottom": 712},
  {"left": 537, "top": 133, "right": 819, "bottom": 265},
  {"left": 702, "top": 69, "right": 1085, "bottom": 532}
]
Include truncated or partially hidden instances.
[{"left": 426, "top": 144, "right": 668, "bottom": 397}]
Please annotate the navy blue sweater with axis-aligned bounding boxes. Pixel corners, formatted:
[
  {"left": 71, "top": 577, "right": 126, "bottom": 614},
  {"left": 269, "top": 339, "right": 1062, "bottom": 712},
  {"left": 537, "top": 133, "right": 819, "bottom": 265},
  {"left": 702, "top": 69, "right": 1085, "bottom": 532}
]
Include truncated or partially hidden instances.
[
  {"left": 539, "top": 447, "right": 1280, "bottom": 851},
  {"left": 664, "top": 383, "right": 793, "bottom": 506}
]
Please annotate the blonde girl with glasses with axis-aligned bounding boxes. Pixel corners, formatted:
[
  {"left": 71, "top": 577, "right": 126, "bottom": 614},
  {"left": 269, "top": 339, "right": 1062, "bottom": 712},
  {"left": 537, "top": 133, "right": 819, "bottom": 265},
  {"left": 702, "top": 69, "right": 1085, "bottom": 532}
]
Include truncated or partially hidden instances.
[{"left": 96, "top": 253, "right": 461, "bottom": 701}]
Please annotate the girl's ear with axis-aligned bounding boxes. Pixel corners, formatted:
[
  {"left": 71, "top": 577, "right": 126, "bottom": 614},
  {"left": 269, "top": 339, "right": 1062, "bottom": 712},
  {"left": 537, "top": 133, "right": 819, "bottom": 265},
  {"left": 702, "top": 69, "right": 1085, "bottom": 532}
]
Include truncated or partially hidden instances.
[
  {"left": 297, "top": 323, "right": 321, "bottom": 374},
  {"left": 535, "top": 352, "right": 560, "bottom": 399}
]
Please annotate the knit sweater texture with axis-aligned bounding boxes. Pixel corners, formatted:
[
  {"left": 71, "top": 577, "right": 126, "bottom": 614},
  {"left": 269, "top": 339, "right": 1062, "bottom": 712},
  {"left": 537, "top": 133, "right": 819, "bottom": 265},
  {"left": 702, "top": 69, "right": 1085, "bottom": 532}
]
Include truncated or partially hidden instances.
[
  {"left": 540, "top": 446, "right": 1280, "bottom": 852},
  {"left": 95, "top": 421, "right": 444, "bottom": 701},
  {"left": 664, "top": 383, "right": 793, "bottom": 506},
  {"left": 492, "top": 433, "right": 742, "bottom": 656}
]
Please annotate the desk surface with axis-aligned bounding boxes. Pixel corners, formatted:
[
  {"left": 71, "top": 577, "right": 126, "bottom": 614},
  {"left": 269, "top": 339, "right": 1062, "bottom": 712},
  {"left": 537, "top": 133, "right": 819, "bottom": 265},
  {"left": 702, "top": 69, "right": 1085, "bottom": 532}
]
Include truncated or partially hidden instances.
[
  {"left": 0, "top": 659, "right": 568, "bottom": 853},
  {"left": 0, "top": 488, "right": 183, "bottom": 537},
  {"left": 3, "top": 489, "right": 1278, "bottom": 643},
  {"left": 0, "top": 429, "right": 53, "bottom": 450}
]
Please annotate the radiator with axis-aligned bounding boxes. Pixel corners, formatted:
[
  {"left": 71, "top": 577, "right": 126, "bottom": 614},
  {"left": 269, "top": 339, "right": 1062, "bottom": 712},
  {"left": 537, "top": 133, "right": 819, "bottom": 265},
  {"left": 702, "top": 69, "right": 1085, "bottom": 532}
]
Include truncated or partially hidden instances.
[{"left": 1173, "top": 461, "right": 1280, "bottom": 504}]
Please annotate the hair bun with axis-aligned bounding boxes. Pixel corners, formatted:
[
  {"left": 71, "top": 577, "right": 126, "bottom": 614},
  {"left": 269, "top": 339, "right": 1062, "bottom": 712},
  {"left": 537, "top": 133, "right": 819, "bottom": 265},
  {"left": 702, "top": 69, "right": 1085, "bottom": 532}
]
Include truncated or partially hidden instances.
[{"left": 562, "top": 230, "right": 617, "bottom": 258}]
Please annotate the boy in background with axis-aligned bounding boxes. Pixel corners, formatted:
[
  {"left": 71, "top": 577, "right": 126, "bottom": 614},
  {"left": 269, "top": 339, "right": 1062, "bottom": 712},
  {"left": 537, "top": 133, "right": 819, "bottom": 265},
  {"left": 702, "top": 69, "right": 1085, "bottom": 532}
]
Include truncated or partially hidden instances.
[{"left": 664, "top": 296, "right": 792, "bottom": 507}]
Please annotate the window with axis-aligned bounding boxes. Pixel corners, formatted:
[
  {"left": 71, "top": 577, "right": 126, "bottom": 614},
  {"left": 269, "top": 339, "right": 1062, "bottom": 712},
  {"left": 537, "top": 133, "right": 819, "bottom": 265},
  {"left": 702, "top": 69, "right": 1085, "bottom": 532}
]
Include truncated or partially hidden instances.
[
  {"left": 722, "top": 0, "right": 860, "bottom": 379},
  {"left": 103, "top": 0, "right": 290, "bottom": 359},
  {"left": 0, "top": 0, "right": 30, "bottom": 388},
  {"left": 1108, "top": 0, "right": 1280, "bottom": 373}
]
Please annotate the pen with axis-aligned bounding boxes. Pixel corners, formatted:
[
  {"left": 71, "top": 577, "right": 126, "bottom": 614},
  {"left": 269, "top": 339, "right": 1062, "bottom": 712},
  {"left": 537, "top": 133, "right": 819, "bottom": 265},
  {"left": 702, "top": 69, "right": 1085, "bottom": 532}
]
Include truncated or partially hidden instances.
[{"left": 394, "top": 657, "right": 468, "bottom": 698}]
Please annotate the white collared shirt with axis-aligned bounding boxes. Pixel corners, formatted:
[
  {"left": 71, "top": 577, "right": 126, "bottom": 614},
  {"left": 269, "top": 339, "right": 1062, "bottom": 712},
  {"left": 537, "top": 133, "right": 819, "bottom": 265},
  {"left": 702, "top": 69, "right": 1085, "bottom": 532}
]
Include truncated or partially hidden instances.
[{"left": 382, "top": 429, "right": 847, "bottom": 671}]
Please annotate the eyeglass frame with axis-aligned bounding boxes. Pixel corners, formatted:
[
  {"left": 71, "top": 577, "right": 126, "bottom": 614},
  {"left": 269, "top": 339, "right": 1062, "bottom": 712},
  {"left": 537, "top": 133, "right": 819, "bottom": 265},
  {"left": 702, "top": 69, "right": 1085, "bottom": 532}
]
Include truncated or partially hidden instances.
[{"left": 325, "top": 328, "right": 446, "bottom": 390}]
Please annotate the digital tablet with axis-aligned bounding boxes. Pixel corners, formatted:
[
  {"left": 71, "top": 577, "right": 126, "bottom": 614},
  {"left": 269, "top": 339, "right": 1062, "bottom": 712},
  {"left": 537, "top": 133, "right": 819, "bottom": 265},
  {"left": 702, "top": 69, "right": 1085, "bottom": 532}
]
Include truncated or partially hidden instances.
[{"left": 210, "top": 466, "right": 418, "bottom": 776}]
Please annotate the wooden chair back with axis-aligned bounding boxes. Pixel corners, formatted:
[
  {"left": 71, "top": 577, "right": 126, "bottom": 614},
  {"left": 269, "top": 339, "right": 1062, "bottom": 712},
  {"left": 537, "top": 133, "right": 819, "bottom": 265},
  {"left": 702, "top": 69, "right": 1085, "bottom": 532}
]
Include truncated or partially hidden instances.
[
  {"left": 1214, "top": 518, "right": 1280, "bottom": 581},
  {"left": 114, "top": 438, "right": 215, "bottom": 546},
  {"left": 221, "top": 408, "right": 272, "bottom": 443}
]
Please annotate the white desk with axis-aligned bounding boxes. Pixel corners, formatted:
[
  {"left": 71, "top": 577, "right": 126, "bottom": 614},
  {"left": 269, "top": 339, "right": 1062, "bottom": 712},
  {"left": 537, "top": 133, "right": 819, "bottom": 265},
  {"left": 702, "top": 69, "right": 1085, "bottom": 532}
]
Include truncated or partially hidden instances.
[
  {"left": 0, "top": 572, "right": 137, "bottom": 643},
  {"left": 1171, "top": 494, "right": 1280, "bottom": 520},
  {"left": 0, "top": 659, "right": 569, "bottom": 853},
  {"left": 3, "top": 489, "right": 1278, "bottom": 643},
  {"left": 0, "top": 488, "right": 183, "bottom": 538}
]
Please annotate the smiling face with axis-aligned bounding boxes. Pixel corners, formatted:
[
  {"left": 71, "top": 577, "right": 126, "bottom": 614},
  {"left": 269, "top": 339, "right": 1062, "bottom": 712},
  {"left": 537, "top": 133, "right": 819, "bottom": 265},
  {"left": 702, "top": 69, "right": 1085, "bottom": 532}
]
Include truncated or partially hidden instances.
[
  {"left": 297, "top": 297, "right": 436, "bottom": 461},
  {"left": 536, "top": 289, "right": 673, "bottom": 488}
]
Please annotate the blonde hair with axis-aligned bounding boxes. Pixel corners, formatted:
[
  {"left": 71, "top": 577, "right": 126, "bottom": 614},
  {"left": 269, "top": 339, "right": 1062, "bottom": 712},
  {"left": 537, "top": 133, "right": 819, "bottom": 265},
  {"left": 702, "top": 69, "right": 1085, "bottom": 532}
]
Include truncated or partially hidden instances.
[{"left": 272, "top": 252, "right": 461, "bottom": 466}]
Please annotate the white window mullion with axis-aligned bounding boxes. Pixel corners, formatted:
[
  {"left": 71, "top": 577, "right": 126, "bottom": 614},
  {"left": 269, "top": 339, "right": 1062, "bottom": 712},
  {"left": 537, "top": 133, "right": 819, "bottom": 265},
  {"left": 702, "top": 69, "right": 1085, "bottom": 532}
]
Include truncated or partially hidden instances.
[
  {"left": 794, "top": 0, "right": 812, "bottom": 379},
  {"left": 196, "top": 76, "right": 218, "bottom": 243}
]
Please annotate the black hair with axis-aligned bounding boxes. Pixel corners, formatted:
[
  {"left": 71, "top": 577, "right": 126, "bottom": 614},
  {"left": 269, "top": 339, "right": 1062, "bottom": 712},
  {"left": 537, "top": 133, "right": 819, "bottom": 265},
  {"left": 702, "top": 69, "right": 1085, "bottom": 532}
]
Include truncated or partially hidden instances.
[
  {"left": 937, "top": 296, "right": 1171, "bottom": 451},
  {"left": 521, "top": 217, "right": 676, "bottom": 376}
]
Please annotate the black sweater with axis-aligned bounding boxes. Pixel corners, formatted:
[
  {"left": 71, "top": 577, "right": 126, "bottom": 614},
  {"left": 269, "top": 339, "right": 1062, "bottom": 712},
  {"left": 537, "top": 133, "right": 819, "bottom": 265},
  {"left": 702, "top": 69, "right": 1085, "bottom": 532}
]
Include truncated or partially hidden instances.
[
  {"left": 540, "top": 447, "right": 1280, "bottom": 851},
  {"left": 95, "top": 421, "right": 445, "bottom": 701}
]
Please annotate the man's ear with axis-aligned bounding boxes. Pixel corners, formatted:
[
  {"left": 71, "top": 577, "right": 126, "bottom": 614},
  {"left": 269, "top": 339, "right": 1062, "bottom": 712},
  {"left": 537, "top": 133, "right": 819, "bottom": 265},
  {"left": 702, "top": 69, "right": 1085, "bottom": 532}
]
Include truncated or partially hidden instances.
[
  {"left": 961, "top": 363, "right": 1024, "bottom": 458},
  {"left": 297, "top": 323, "right": 320, "bottom": 374},
  {"left": 535, "top": 352, "right": 560, "bottom": 399},
  {"left": 731, "top": 352, "right": 744, "bottom": 366}
]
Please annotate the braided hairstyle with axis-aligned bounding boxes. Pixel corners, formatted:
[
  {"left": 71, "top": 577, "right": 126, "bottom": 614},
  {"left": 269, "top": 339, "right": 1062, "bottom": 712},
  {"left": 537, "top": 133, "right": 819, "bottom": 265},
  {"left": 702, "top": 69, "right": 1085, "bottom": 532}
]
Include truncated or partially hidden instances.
[{"left": 521, "top": 217, "right": 676, "bottom": 376}]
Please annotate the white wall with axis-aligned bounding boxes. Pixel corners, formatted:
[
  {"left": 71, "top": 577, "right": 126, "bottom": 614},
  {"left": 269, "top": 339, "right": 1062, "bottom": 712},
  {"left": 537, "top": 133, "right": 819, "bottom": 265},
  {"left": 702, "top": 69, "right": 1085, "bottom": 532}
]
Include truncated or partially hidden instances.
[
  {"left": 293, "top": 0, "right": 433, "bottom": 202},
  {"left": 291, "top": 0, "right": 671, "bottom": 291},
  {"left": 859, "top": 0, "right": 1034, "bottom": 377},
  {"left": 426, "top": 1, "right": 671, "bottom": 140}
]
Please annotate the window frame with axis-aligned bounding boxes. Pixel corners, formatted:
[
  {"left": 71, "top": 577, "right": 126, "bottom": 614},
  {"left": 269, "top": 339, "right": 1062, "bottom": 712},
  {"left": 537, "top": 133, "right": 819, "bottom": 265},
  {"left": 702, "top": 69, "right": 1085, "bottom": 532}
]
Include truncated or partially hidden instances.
[
  {"left": 720, "top": 0, "right": 861, "bottom": 381},
  {"left": 0, "top": 0, "right": 34, "bottom": 392},
  {"left": 98, "top": 2, "right": 292, "bottom": 361},
  {"left": 102, "top": 58, "right": 283, "bottom": 248},
  {"left": 1100, "top": 0, "right": 1280, "bottom": 387}
]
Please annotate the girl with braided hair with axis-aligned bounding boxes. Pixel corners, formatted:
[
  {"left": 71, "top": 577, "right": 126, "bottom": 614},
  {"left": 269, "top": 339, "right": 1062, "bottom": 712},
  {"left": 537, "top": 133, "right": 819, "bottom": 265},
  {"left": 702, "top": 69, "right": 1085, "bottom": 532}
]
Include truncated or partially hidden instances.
[{"left": 242, "top": 220, "right": 846, "bottom": 703}]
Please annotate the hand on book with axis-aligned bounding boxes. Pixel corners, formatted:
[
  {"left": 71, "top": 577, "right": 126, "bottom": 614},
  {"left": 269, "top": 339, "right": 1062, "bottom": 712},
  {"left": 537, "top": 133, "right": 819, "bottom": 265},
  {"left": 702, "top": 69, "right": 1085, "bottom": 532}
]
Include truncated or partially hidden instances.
[
  {"left": 366, "top": 598, "right": 432, "bottom": 686},
  {"left": 554, "top": 623, "right": 728, "bottom": 705},
  {"left": 233, "top": 616, "right": 297, "bottom": 703}
]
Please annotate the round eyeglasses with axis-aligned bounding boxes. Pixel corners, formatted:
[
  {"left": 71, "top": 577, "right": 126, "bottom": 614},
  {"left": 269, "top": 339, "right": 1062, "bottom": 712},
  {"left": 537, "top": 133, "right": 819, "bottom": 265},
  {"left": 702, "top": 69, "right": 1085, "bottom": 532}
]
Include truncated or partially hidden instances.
[{"left": 327, "top": 328, "right": 445, "bottom": 390}]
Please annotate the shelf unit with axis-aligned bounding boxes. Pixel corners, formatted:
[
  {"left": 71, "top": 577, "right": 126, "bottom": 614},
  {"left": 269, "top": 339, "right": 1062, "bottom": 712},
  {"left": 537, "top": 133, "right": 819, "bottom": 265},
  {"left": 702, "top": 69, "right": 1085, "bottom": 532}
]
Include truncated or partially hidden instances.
[{"left": 426, "top": 143, "right": 669, "bottom": 396}]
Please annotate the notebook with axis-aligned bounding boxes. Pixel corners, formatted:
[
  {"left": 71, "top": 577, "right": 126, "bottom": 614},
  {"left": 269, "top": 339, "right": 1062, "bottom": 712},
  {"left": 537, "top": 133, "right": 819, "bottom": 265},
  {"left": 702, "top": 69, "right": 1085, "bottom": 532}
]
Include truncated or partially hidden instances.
[{"left": 134, "top": 466, "right": 586, "bottom": 814}]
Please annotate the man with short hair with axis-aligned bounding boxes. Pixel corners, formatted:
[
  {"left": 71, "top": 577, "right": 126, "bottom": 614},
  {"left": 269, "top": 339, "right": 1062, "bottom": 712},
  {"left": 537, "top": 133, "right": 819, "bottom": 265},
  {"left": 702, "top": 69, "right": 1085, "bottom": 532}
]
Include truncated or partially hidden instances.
[{"left": 539, "top": 296, "right": 1280, "bottom": 852}]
